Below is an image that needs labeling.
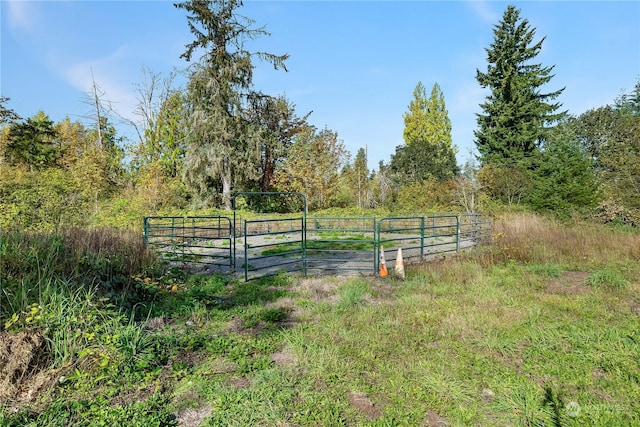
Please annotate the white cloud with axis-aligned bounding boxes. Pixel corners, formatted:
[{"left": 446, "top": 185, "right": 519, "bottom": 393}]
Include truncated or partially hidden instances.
[
  {"left": 467, "top": 0, "right": 499, "bottom": 24},
  {"left": 5, "top": 0, "right": 38, "bottom": 33},
  {"left": 50, "top": 46, "right": 140, "bottom": 123}
]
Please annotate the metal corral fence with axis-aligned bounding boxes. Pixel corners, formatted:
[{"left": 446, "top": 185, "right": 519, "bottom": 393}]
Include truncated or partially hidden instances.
[{"left": 143, "top": 213, "right": 492, "bottom": 281}]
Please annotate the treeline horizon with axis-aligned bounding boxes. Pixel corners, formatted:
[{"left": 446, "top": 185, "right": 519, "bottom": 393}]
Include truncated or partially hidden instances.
[{"left": 1, "top": 2, "right": 638, "bottom": 231}]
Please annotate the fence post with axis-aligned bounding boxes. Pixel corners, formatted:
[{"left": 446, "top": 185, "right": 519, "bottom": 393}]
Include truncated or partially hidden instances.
[
  {"left": 456, "top": 216, "right": 460, "bottom": 252},
  {"left": 181, "top": 217, "right": 186, "bottom": 262},
  {"left": 244, "top": 220, "right": 249, "bottom": 282},
  {"left": 373, "top": 218, "right": 378, "bottom": 276},
  {"left": 302, "top": 217, "right": 307, "bottom": 277},
  {"left": 143, "top": 217, "right": 149, "bottom": 245},
  {"left": 420, "top": 216, "right": 425, "bottom": 257}
]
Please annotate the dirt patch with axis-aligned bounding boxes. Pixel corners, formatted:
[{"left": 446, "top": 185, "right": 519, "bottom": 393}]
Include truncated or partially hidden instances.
[
  {"left": 146, "top": 316, "right": 166, "bottom": 331},
  {"left": 297, "top": 277, "right": 344, "bottom": 302},
  {"left": 369, "top": 280, "right": 397, "bottom": 301},
  {"left": 225, "top": 317, "right": 245, "bottom": 334},
  {"left": 207, "top": 357, "right": 236, "bottom": 375},
  {"left": 593, "top": 389, "right": 615, "bottom": 402},
  {"left": 270, "top": 349, "right": 298, "bottom": 367},
  {"left": 347, "top": 391, "right": 381, "bottom": 420},
  {"left": 176, "top": 404, "right": 213, "bottom": 427},
  {"left": 421, "top": 409, "right": 449, "bottom": 426},
  {"left": 546, "top": 271, "right": 590, "bottom": 295},
  {"left": 0, "top": 329, "right": 53, "bottom": 404},
  {"left": 480, "top": 388, "right": 495, "bottom": 402},
  {"left": 109, "top": 385, "right": 159, "bottom": 408},
  {"left": 228, "top": 376, "right": 252, "bottom": 389}
]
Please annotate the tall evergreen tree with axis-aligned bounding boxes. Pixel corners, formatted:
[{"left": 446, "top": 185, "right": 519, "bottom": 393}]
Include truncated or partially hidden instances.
[
  {"left": 391, "top": 81, "right": 458, "bottom": 183},
  {"left": 615, "top": 77, "right": 640, "bottom": 116},
  {"left": 475, "top": 5, "right": 565, "bottom": 166},
  {"left": 175, "top": 0, "right": 288, "bottom": 208},
  {"left": 528, "top": 120, "right": 600, "bottom": 216},
  {"left": 5, "top": 111, "right": 60, "bottom": 170}
]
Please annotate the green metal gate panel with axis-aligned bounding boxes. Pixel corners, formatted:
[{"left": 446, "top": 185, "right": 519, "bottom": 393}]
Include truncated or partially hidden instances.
[
  {"left": 143, "top": 215, "right": 233, "bottom": 270},
  {"left": 307, "top": 217, "right": 377, "bottom": 275},
  {"left": 377, "top": 215, "right": 460, "bottom": 268},
  {"left": 459, "top": 213, "right": 493, "bottom": 246},
  {"left": 242, "top": 217, "right": 306, "bottom": 281}
]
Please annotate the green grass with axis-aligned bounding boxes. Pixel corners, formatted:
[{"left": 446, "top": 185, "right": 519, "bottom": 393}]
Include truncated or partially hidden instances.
[
  {"left": 2, "top": 216, "right": 640, "bottom": 426},
  {"left": 260, "top": 233, "right": 374, "bottom": 256},
  {"left": 585, "top": 267, "right": 629, "bottom": 290}
]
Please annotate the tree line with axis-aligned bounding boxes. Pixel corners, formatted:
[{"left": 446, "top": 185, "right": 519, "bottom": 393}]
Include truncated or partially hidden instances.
[{"left": 0, "top": 2, "right": 638, "bottom": 230}]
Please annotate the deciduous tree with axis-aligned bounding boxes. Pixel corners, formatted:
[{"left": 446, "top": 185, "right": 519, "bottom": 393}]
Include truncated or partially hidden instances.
[
  {"left": 131, "top": 68, "right": 185, "bottom": 178},
  {"left": 274, "top": 127, "right": 348, "bottom": 210},
  {"left": 341, "top": 147, "right": 370, "bottom": 208},
  {"left": 244, "top": 95, "right": 311, "bottom": 193},
  {"left": 574, "top": 103, "right": 640, "bottom": 212},
  {"left": 454, "top": 157, "right": 483, "bottom": 212},
  {"left": 478, "top": 163, "right": 530, "bottom": 206},
  {"left": 0, "top": 97, "right": 20, "bottom": 125},
  {"left": 391, "top": 82, "right": 458, "bottom": 183}
]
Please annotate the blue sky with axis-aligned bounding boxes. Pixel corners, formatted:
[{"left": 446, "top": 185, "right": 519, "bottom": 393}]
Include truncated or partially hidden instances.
[{"left": 1, "top": 1, "right": 639, "bottom": 169}]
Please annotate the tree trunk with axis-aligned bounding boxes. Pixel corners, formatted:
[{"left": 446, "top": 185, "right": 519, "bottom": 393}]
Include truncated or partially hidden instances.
[{"left": 222, "top": 166, "right": 232, "bottom": 210}]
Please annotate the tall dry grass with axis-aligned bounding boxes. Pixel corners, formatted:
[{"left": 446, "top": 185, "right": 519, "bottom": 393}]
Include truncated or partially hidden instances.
[
  {"left": 61, "top": 227, "right": 155, "bottom": 279},
  {"left": 415, "top": 213, "right": 640, "bottom": 280},
  {"left": 490, "top": 214, "right": 640, "bottom": 265}
]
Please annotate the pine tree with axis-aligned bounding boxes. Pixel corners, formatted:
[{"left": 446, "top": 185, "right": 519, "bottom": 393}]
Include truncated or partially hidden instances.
[
  {"left": 5, "top": 111, "right": 60, "bottom": 171},
  {"left": 528, "top": 120, "right": 600, "bottom": 215},
  {"left": 475, "top": 5, "right": 565, "bottom": 166}
]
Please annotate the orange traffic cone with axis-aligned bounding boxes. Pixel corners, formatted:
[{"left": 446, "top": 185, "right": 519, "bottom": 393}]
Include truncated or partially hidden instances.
[
  {"left": 395, "top": 247, "right": 405, "bottom": 279},
  {"left": 379, "top": 246, "right": 389, "bottom": 278}
]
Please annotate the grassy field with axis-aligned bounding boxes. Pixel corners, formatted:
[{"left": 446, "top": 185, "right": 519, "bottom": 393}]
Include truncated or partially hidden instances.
[{"left": 1, "top": 214, "right": 639, "bottom": 426}]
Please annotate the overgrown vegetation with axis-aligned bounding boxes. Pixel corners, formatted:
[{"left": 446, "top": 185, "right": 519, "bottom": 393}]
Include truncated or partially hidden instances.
[{"left": 1, "top": 214, "right": 638, "bottom": 426}]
